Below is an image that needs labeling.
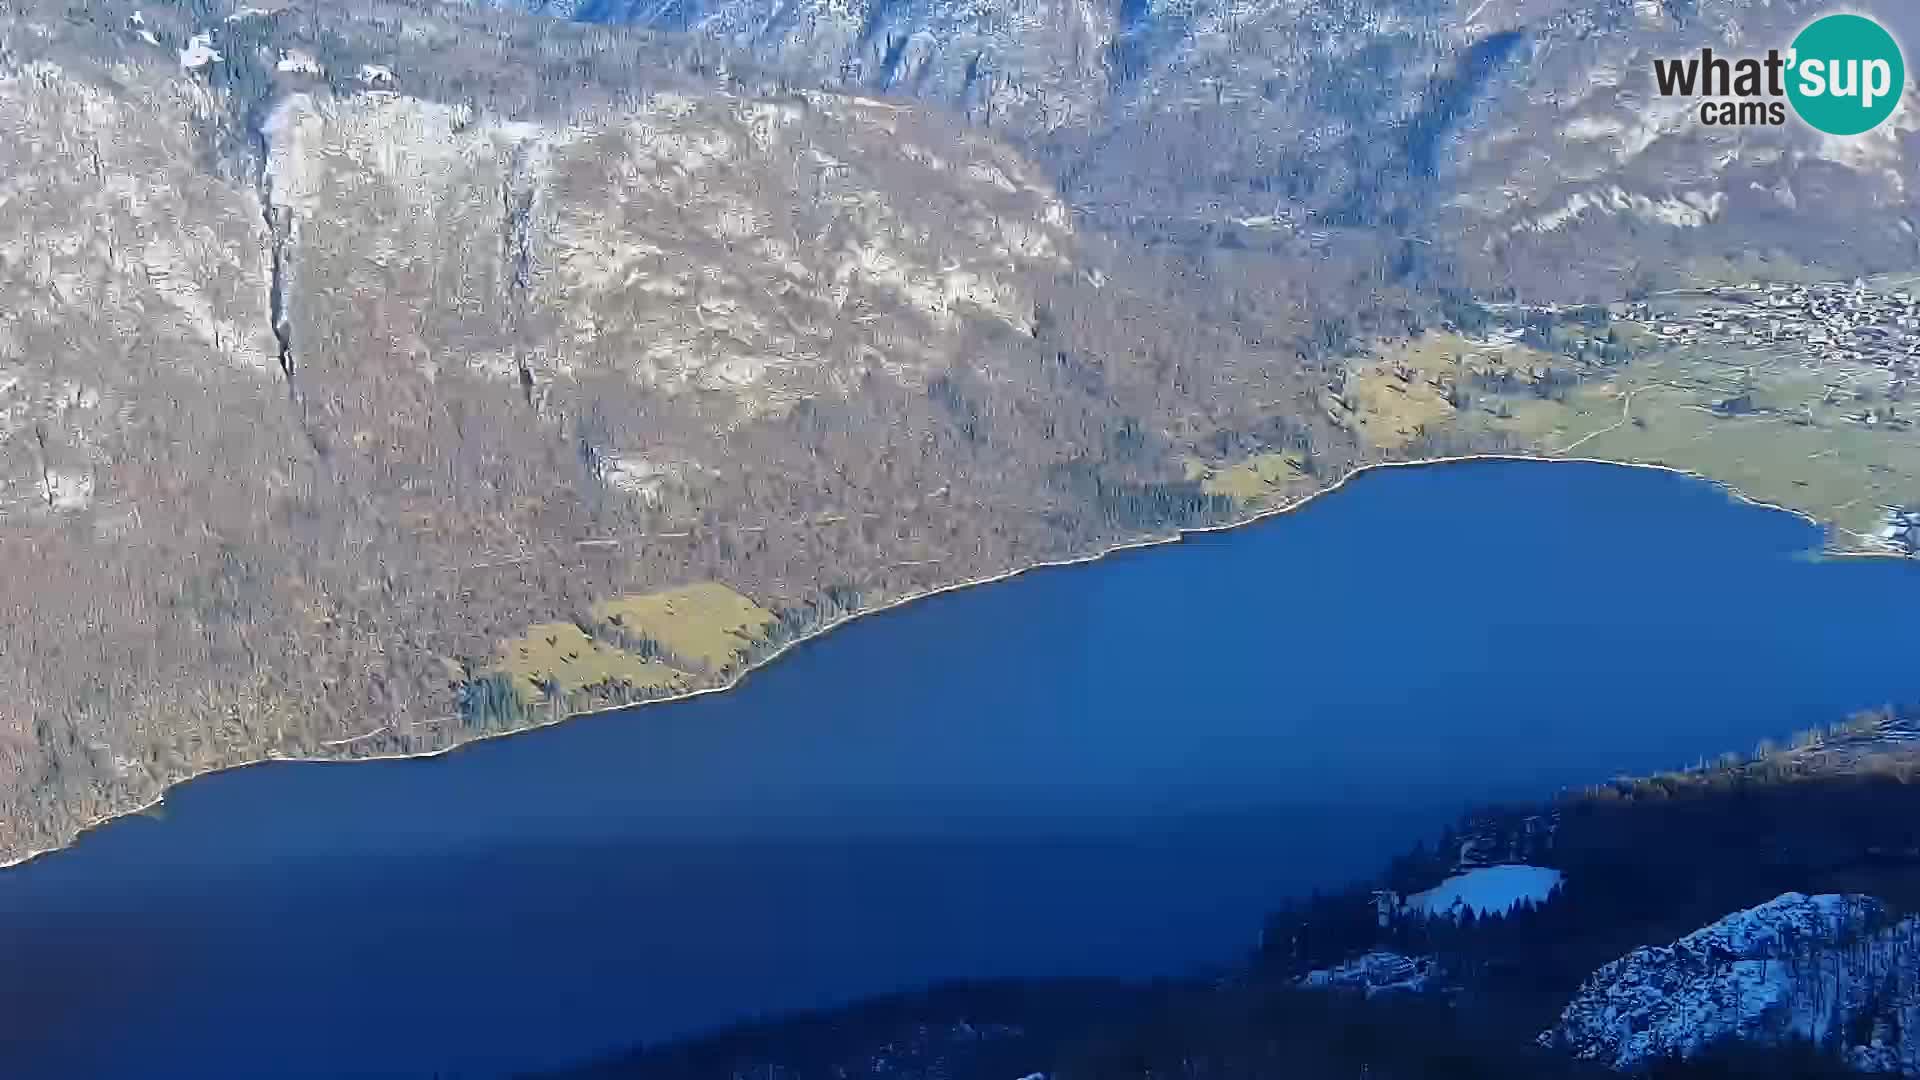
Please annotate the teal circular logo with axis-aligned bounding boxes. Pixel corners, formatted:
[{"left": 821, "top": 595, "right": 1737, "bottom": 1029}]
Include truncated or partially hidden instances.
[{"left": 1788, "top": 14, "right": 1905, "bottom": 136}]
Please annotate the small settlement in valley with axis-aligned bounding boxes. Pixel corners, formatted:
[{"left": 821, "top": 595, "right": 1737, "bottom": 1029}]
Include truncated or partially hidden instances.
[{"left": 1306, "top": 275, "right": 1920, "bottom": 555}]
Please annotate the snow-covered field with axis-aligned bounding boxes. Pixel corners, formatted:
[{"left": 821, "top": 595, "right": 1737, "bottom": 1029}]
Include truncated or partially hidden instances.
[{"left": 1405, "top": 864, "right": 1563, "bottom": 919}]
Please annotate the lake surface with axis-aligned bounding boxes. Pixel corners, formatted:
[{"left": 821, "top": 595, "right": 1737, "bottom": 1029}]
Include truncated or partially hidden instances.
[{"left": 4, "top": 460, "right": 1919, "bottom": 1078}]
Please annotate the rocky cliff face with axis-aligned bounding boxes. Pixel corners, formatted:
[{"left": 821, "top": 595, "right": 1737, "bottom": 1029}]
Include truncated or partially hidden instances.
[
  {"left": 0, "top": 57, "right": 280, "bottom": 510},
  {"left": 261, "top": 86, "right": 1070, "bottom": 410},
  {"left": 1544, "top": 893, "right": 1920, "bottom": 1075}
]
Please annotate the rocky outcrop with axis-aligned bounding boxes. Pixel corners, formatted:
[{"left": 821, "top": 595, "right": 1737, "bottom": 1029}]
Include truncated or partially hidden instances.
[{"left": 1544, "top": 893, "right": 1920, "bottom": 1075}]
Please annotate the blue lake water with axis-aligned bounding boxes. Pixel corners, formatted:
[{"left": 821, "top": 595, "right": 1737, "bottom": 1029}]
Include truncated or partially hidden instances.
[{"left": 3, "top": 460, "right": 1918, "bottom": 1078}]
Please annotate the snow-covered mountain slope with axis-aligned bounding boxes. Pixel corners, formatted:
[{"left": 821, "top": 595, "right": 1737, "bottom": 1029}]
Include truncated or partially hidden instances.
[{"left": 1543, "top": 893, "right": 1920, "bottom": 1075}]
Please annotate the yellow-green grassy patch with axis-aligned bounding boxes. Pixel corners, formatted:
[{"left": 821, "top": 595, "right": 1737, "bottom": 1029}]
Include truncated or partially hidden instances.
[
  {"left": 1199, "top": 451, "right": 1310, "bottom": 499},
  {"left": 1335, "top": 331, "right": 1563, "bottom": 450},
  {"left": 492, "top": 621, "right": 688, "bottom": 700},
  {"left": 590, "top": 582, "right": 779, "bottom": 672}
]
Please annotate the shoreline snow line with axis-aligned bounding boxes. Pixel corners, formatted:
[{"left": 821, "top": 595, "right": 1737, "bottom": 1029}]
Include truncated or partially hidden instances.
[{"left": 2, "top": 452, "right": 1909, "bottom": 872}]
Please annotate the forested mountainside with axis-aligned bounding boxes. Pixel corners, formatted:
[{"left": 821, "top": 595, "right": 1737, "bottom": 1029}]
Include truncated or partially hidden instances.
[
  {"left": 532, "top": 709, "right": 1920, "bottom": 1080},
  {"left": 1, "top": 0, "right": 1917, "bottom": 865},
  {"left": 0, "top": 0, "right": 1367, "bottom": 862}
]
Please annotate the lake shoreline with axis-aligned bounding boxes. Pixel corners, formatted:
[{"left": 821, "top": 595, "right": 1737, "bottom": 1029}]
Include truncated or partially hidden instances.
[{"left": 4, "top": 451, "right": 1908, "bottom": 873}]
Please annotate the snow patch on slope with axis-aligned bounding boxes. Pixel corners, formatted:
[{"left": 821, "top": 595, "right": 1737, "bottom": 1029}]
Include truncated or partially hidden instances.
[
  {"left": 1516, "top": 186, "right": 1725, "bottom": 234},
  {"left": 43, "top": 468, "right": 94, "bottom": 511},
  {"left": 1301, "top": 950, "right": 1434, "bottom": 996},
  {"left": 1406, "top": 864, "right": 1562, "bottom": 920},
  {"left": 178, "top": 33, "right": 221, "bottom": 71},
  {"left": 276, "top": 49, "right": 323, "bottom": 76}
]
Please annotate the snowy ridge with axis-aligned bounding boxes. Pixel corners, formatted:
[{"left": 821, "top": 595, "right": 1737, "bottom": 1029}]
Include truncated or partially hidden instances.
[{"left": 1544, "top": 893, "right": 1920, "bottom": 1074}]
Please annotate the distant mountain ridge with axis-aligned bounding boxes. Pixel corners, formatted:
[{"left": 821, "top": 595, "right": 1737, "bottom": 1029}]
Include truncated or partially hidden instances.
[
  {"left": 474, "top": 0, "right": 1920, "bottom": 305},
  {"left": 507, "top": 0, "right": 1131, "bottom": 136}
]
